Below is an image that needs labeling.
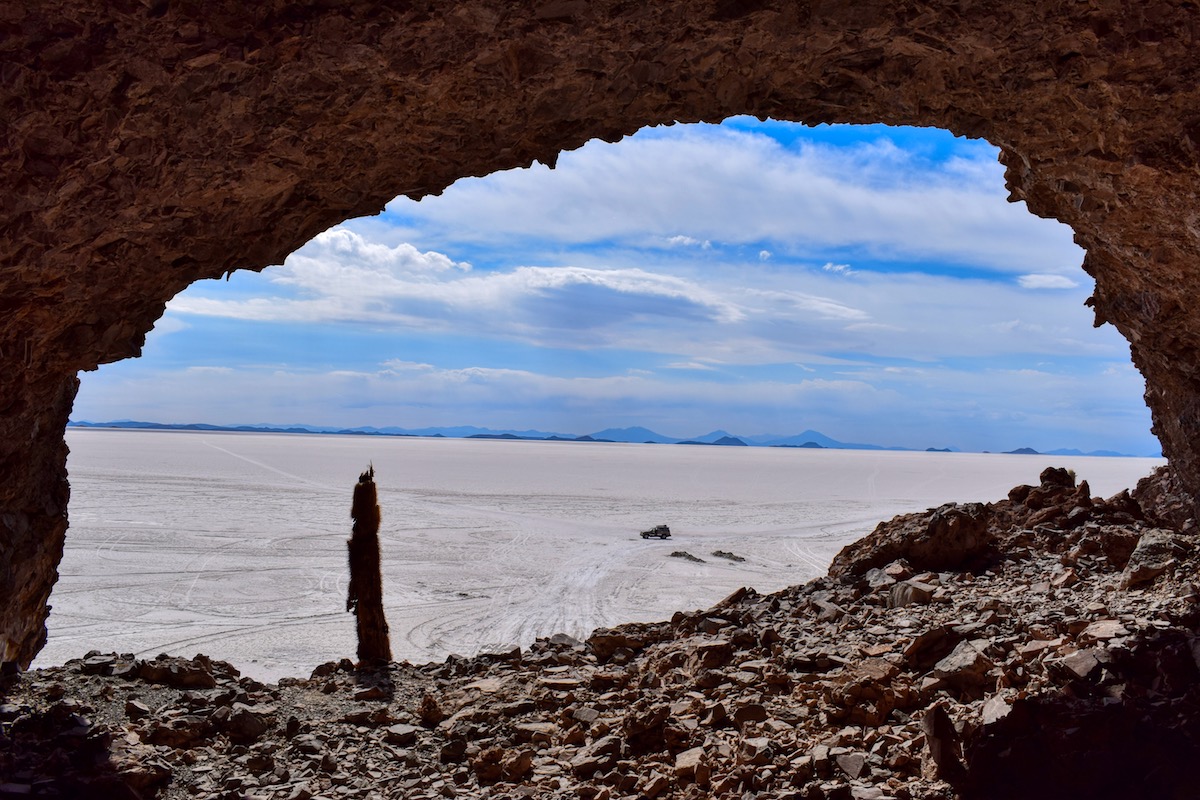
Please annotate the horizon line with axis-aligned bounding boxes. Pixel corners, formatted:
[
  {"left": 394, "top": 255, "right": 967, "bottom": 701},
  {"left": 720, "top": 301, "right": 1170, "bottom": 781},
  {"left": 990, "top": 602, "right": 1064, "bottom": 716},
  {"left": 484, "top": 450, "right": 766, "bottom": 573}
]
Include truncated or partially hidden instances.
[{"left": 66, "top": 418, "right": 1162, "bottom": 459}]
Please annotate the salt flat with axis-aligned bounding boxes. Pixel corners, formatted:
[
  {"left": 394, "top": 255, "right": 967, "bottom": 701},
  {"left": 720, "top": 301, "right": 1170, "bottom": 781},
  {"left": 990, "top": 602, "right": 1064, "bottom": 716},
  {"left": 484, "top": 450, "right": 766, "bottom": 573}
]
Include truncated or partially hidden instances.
[{"left": 37, "top": 429, "right": 1163, "bottom": 681}]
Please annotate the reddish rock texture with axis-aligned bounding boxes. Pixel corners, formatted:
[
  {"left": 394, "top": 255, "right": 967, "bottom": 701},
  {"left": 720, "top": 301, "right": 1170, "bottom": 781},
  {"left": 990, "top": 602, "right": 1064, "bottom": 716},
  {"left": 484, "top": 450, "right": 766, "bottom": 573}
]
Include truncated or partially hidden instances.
[{"left": 3, "top": 1, "right": 1200, "bottom": 665}]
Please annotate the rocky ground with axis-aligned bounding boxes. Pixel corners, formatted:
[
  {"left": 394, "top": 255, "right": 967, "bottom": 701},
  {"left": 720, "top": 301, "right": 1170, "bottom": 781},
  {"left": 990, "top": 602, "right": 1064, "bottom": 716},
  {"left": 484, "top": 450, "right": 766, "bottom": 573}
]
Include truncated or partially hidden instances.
[{"left": 4, "top": 467, "right": 1200, "bottom": 800}]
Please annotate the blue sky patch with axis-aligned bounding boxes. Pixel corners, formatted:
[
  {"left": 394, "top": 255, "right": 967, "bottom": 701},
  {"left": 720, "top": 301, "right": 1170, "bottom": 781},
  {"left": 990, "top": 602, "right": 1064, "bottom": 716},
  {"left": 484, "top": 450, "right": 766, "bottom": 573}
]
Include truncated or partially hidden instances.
[{"left": 74, "top": 119, "right": 1157, "bottom": 455}]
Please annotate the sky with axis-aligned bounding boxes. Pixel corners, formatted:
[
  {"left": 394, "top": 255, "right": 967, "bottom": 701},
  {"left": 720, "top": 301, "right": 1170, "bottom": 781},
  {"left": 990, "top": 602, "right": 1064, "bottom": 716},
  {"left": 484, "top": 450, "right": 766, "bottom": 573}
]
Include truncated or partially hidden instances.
[{"left": 73, "top": 118, "right": 1160, "bottom": 455}]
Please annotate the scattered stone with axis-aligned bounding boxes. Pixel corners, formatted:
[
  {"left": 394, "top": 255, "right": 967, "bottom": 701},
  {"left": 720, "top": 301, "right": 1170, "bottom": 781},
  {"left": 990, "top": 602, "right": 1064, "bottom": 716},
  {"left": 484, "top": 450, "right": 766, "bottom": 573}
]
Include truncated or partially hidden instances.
[
  {"left": 80, "top": 654, "right": 117, "bottom": 675},
  {"left": 223, "top": 703, "right": 271, "bottom": 743},
  {"left": 6, "top": 468, "right": 1198, "bottom": 799},
  {"left": 641, "top": 770, "right": 670, "bottom": 798},
  {"left": 1121, "top": 529, "right": 1183, "bottom": 588},
  {"left": 933, "top": 640, "right": 994, "bottom": 690},
  {"left": 980, "top": 693, "right": 1012, "bottom": 725},
  {"left": 138, "top": 655, "right": 217, "bottom": 689},
  {"left": 587, "top": 628, "right": 649, "bottom": 661},
  {"left": 836, "top": 751, "right": 868, "bottom": 779},
  {"left": 921, "top": 704, "right": 965, "bottom": 783},
  {"left": 385, "top": 723, "right": 420, "bottom": 746},
  {"left": 417, "top": 695, "right": 445, "bottom": 726},
  {"left": 124, "top": 698, "right": 150, "bottom": 720},
  {"left": 674, "top": 746, "right": 705, "bottom": 780},
  {"left": 1056, "top": 649, "right": 1102, "bottom": 680},
  {"left": 1080, "top": 619, "right": 1129, "bottom": 642},
  {"left": 739, "top": 736, "right": 774, "bottom": 765},
  {"left": 144, "top": 714, "right": 210, "bottom": 748},
  {"left": 353, "top": 684, "right": 389, "bottom": 701},
  {"left": 503, "top": 748, "right": 534, "bottom": 780},
  {"left": 1051, "top": 568, "right": 1079, "bottom": 588},
  {"left": 888, "top": 579, "right": 936, "bottom": 607},
  {"left": 732, "top": 702, "right": 768, "bottom": 727}
]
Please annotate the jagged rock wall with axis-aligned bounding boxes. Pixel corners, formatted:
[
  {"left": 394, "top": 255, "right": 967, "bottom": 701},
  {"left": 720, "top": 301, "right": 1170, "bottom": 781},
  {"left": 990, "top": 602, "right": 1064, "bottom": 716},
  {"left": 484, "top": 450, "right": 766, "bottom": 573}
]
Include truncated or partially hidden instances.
[{"left": 3, "top": 0, "right": 1200, "bottom": 666}]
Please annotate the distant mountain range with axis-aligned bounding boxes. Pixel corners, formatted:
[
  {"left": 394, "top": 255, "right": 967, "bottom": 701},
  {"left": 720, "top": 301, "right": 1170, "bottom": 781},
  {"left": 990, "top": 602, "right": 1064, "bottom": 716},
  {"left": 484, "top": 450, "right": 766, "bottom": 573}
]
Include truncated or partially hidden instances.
[{"left": 66, "top": 419, "right": 1150, "bottom": 457}]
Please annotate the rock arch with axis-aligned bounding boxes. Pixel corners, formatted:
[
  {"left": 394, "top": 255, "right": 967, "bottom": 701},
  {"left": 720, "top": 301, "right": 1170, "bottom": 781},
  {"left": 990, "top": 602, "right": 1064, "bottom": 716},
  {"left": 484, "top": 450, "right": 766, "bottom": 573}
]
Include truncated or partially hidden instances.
[{"left": 3, "top": 0, "right": 1200, "bottom": 666}]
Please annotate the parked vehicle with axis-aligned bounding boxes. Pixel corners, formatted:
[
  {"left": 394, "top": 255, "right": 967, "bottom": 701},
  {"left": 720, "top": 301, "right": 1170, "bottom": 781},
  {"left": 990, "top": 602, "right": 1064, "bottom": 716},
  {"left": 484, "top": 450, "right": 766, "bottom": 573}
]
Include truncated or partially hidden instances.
[{"left": 640, "top": 524, "right": 672, "bottom": 539}]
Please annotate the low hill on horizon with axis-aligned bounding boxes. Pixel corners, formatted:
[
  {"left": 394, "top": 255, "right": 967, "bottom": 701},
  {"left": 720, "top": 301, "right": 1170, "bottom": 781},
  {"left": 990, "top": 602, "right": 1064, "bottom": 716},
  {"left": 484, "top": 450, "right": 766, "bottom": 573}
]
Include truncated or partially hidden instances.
[{"left": 66, "top": 419, "right": 1149, "bottom": 457}]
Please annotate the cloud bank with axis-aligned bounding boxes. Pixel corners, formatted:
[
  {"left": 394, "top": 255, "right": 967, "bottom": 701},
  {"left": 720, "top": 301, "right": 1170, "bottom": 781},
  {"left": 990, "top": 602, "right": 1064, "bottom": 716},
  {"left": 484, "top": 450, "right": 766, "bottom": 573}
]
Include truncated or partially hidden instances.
[{"left": 76, "top": 120, "right": 1155, "bottom": 455}]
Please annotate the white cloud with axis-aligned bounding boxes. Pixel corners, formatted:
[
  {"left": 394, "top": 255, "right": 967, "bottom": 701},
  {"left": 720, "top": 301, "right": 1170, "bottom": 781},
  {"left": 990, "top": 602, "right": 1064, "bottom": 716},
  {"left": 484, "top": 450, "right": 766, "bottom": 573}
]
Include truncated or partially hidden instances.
[
  {"left": 170, "top": 236, "right": 1126, "bottom": 369},
  {"left": 667, "top": 235, "right": 712, "bottom": 249},
  {"left": 501, "top": 266, "right": 743, "bottom": 322},
  {"left": 267, "top": 229, "right": 469, "bottom": 299},
  {"left": 150, "top": 314, "right": 189, "bottom": 336},
  {"left": 1018, "top": 273, "right": 1079, "bottom": 289},
  {"left": 742, "top": 287, "right": 869, "bottom": 321},
  {"left": 382, "top": 360, "right": 435, "bottom": 372},
  {"left": 382, "top": 123, "right": 1084, "bottom": 274},
  {"left": 844, "top": 322, "right": 902, "bottom": 332},
  {"left": 665, "top": 361, "right": 720, "bottom": 371},
  {"left": 162, "top": 120, "right": 1115, "bottom": 371},
  {"left": 296, "top": 227, "right": 470, "bottom": 276},
  {"left": 173, "top": 247, "right": 748, "bottom": 337}
]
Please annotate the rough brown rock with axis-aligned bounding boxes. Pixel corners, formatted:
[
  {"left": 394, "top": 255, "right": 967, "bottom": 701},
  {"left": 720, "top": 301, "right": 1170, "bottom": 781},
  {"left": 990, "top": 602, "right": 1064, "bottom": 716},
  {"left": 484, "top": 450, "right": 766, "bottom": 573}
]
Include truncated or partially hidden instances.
[
  {"left": 1120, "top": 528, "right": 1185, "bottom": 588},
  {"left": 4, "top": 0, "right": 1200, "bottom": 669},
  {"left": 830, "top": 503, "right": 994, "bottom": 578},
  {"left": 830, "top": 466, "right": 1165, "bottom": 582},
  {"left": 1134, "top": 466, "right": 1196, "bottom": 530}
]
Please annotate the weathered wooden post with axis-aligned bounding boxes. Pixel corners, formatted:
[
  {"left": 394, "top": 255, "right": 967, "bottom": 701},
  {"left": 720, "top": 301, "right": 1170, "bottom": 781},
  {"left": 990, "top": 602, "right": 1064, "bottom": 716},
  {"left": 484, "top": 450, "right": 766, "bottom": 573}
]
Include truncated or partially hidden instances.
[{"left": 347, "top": 465, "right": 392, "bottom": 664}]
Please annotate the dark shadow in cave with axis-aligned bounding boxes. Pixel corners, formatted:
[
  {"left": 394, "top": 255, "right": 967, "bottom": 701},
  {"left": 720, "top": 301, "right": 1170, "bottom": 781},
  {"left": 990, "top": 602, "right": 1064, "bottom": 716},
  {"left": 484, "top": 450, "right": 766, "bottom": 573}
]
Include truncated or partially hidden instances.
[{"left": 961, "top": 622, "right": 1200, "bottom": 800}]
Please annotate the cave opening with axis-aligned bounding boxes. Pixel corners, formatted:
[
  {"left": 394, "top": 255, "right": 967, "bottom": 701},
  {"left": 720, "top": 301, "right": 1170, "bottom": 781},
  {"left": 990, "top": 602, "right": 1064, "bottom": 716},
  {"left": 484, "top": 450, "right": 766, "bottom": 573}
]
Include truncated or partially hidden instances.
[
  {"left": 41, "top": 120, "right": 1161, "bottom": 679},
  {"left": 73, "top": 118, "right": 1154, "bottom": 451},
  {"left": 6, "top": 4, "right": 1200, "bottom": 795}
]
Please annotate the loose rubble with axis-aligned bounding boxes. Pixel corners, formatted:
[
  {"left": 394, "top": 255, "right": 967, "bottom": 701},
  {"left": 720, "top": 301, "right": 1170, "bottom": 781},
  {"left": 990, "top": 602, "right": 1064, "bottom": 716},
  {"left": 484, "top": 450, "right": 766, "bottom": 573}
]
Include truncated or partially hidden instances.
[{"left": 3, "top": 467, "right": 1200, "bottom": 799}]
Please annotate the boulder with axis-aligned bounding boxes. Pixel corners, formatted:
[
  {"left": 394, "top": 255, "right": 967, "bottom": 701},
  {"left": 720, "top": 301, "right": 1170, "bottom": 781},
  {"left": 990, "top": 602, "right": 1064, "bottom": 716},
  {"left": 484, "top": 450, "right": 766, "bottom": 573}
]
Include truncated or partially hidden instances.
[
  {"left": 888, "top": 580, "right": 937, "bottom": 608},
  {"left": 222, "top": 703, "right": 271, "bottom": 743},
  {"left": 1121, "top": 529, "right": 1185, "bottom": 588},
  {"left": 138, "top": 656, "right": 217, "bottom": 689},
  {"left": 933, "top": 640, "right": 995, "bottom": 691},
  {"left": 674, "top": 746, "right": 705, "bottom": 780},
  {"left": 829, "top": 503, "right": 993, "bottom": 578}
]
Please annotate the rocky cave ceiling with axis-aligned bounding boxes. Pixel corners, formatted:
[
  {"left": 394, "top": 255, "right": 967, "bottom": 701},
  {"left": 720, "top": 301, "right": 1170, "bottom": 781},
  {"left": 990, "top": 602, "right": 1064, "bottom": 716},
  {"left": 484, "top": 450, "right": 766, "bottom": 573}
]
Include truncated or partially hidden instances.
[{"left": 3, "top": 0, "right": 1200, "bottom": 666}]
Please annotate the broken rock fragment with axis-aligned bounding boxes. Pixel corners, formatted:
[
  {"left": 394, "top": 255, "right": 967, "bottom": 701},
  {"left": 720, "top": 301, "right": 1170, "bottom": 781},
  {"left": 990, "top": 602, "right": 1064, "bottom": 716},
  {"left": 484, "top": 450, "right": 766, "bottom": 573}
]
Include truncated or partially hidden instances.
[{"left": 1121, "top": 529, "right": 1184, "bottom": 588}]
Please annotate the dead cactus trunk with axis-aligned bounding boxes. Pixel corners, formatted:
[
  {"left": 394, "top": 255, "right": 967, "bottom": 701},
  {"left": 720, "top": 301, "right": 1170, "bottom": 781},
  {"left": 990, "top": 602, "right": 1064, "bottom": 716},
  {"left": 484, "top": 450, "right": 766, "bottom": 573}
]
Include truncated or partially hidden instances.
[{"left": 347, "top": 465, "right": 391, "bottom": 664}]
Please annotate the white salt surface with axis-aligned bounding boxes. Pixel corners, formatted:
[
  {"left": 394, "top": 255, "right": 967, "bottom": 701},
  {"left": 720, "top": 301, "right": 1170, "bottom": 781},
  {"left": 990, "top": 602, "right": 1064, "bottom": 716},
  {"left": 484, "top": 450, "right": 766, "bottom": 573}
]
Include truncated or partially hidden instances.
[{"left": 38, "top": 429, "right": 1163, "bottom": 681}]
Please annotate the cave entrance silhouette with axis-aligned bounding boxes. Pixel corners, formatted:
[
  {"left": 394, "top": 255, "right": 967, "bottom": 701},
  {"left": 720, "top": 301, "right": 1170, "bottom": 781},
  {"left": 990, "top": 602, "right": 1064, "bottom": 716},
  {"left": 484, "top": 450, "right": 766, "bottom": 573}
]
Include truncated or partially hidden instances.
[{"left": 44, "top": 119, "right": 1156, "bottom": 678}]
